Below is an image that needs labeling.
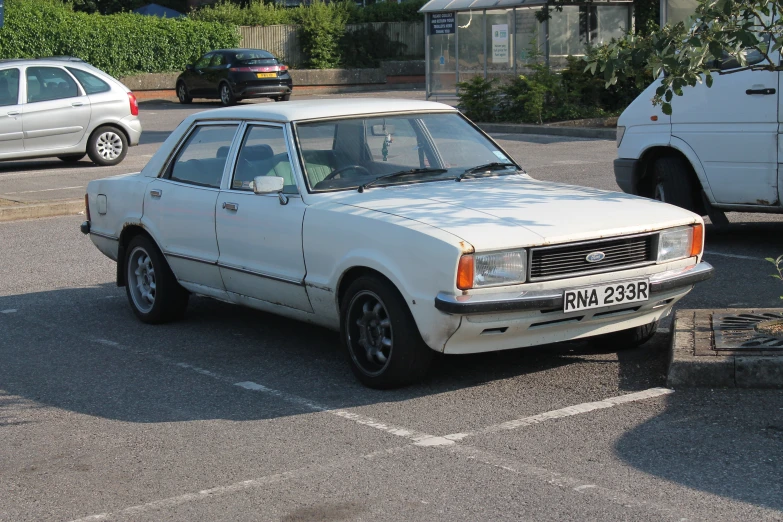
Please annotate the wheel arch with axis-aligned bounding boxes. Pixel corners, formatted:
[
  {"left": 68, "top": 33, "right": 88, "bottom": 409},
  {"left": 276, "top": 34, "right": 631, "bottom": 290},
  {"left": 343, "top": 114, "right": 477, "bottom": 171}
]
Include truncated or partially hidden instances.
[
  {"left": 336, "top": 266, "right": 399, "bottom": 311},
  {"left": 88, "top": 122, "right": 130, "bottom": 149},
  {"left": 636, "top": 145, "right": 709, "bottom": 213},
  {"left": 116, "top": 224, "right": 156, "bottom": 287}
]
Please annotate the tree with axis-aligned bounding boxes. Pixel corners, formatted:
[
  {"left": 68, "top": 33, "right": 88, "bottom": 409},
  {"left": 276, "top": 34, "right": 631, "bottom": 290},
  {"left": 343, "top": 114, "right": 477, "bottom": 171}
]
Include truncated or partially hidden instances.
[{"left": 585, "top": 0, "right": 781, "bottom": 115}]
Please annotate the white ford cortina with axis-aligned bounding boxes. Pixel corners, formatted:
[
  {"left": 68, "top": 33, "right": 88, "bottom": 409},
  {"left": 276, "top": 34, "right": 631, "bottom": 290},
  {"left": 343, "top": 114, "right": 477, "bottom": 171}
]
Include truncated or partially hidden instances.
[{"left": 81, "top": 99, "right": 713, "bottom": 388}]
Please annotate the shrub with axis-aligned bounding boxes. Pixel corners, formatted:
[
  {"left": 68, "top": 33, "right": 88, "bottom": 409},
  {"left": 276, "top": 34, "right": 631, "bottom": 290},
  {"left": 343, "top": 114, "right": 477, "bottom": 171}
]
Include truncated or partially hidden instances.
[
  {"left": 0, "top": 0, "right": 239, "bottom": 77},
  {"left": 298, "top": 1, "right": 348, "bottom": 69},
  {"left": 456, "top": 76, "right": 498, "bottom": 123},
  {"left": 340, "top": 24, "right": 408, "bottom": 68}
]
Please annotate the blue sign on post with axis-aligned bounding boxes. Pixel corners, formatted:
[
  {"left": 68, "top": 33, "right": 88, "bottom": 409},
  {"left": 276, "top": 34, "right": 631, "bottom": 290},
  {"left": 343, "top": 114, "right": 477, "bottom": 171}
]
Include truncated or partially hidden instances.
[{"left": 0, "top": 1, "right": 4, "bottom": 28}]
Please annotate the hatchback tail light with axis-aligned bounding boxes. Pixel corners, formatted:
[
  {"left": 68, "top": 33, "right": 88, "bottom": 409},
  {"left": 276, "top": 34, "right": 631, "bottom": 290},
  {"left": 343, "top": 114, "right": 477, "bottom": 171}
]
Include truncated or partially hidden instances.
[{"left": 128, "top": 92, "right": 139, "bottom": 116}]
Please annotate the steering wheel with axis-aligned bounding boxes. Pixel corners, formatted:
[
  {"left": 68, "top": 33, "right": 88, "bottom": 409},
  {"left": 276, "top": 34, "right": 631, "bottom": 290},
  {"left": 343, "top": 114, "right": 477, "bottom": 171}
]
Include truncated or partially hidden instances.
[{"left": 321, "top": 164, "right": 370, "bottom": 182}]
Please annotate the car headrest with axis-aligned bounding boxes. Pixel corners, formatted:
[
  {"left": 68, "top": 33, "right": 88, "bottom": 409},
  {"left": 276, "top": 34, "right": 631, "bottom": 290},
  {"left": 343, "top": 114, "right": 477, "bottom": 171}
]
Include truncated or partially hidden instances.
[
  {"left": 216, "top": 145, "right": 230, "bottom": 158},
  {"left": 241, "top": 144, "right": 273, "bottom": 162}
]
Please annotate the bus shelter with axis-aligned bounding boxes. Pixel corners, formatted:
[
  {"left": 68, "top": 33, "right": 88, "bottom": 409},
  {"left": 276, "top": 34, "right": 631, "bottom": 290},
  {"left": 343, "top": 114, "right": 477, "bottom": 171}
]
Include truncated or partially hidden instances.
[{"left": 419, "top": 0, "right": 633, "bottom": 98}]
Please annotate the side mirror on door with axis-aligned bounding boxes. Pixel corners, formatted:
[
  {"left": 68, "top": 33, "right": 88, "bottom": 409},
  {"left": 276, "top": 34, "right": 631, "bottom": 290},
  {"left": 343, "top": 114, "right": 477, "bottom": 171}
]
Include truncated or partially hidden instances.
[
  {"left": 185, "top": 64, "right": 194, "bottom": 71},
  {"left": 253, "top": 176, "right": 288, "bottom": 205}
]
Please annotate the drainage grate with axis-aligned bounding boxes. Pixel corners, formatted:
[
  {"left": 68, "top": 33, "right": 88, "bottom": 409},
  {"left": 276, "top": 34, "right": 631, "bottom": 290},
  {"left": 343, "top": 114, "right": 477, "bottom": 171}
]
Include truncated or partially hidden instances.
[{"left": 712, "top": 312, "right": 783, "bottom": 350}]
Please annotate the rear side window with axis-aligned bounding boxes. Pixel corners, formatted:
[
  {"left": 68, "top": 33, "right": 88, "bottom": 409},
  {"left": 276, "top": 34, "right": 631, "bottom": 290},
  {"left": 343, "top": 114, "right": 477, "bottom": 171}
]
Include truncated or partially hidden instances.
[
  {"left": 233, "top": 125, "right": 297, "bottom": 194},
  {"left": 167, "top": 125, "right": 238, "bottom": 188},
  {"left": 67, "top": 67, "right": 110, "bottom": 94},
  {"left": 0, "top": 68, "right": 20, "bottom": 106},
  {"left": 26, "top": 67, "right": 79, "bottom": 103}
]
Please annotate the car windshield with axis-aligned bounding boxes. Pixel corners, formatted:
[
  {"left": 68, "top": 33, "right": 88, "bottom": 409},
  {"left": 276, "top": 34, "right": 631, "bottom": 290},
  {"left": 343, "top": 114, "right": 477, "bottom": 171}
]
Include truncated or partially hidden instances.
[{"left": 294, "top": 112, "right": 518, "bottom": 192}]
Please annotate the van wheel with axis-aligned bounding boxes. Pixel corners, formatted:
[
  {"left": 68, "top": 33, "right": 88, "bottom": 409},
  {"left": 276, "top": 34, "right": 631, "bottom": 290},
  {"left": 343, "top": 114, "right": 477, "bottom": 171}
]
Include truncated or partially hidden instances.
[
  {"left": 341, "top": 275, "right": 433, "bottom": 389},
  {"left": 589, "top": 321, "right": 658, "bottom": 350},
  {"left": 87, "top": 126, "right": 128, "bottom": 166},
  {"left": 125, "top": 235, "right": 189, "bottom": 324},
  {"left": 652, "top": 156, "right": 696, "bottom": 211}
]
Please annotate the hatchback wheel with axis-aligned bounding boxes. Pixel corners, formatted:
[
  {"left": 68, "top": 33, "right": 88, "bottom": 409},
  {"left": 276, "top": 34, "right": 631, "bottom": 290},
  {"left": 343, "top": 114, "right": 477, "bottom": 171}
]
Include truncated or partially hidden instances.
[
  {"left": 177, "top": 82, "right": 192, "bottom": 104},
  {"left": 341, "top": 275, "right": 433, "bottom": 389},
  {"left": 219, "top": 83, "right": 236, "bottom": 106},
  {"left": 274, "top": 94, "right": 291, "bottom": 102},
  {"left": 87, "top": 126, "right": 127, "bottom": 166},
  {"left": 125, "top": 235, "right": 189, "bottom": 324}
]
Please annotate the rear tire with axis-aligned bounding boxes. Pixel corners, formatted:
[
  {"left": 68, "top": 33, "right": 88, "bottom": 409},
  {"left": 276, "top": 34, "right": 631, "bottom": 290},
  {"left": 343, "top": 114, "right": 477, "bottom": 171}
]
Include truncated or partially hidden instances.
[
  {"left": 652, "top": 156, "right": 697, "bottom": 211},
  {"left": 219, "top": 82, "right": 236, "bottom": 106},
  {"left": 124, "top": 235, "right": 189, "bottom": 324},
  {"left": 176, "top": 81, "right": 192, "bottom": 104},
  {"left": 341, "top": 275, "right": 433, "bottom": 389},
  {"left": 589, "top": 321, "right": 658, "bottom": 350},
  {"left": 58, "top": 154, "right": 86, "bottom": 163},
  {"left": 87, "top": 126, "right": 127, "bottom": 166},
  {"left": 274, "top": 94, "right": 291, "bottom": 102}
]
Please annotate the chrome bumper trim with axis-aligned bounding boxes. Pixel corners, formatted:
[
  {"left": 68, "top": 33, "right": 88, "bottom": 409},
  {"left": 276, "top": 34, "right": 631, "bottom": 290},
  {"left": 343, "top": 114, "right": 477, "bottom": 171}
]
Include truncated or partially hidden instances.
[{"left": 434, "top": 262, "right": 714, "bottom": 315}]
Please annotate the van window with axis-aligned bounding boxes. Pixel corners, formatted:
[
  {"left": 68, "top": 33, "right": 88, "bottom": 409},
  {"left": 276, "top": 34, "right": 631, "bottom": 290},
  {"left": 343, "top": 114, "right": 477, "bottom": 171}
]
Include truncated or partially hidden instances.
[
  {"left": 67, "top": 67, "right": 111, "bottom": 94},
  {"left": 0, "top": 68, "right": 20, "bottom": 106},
  {"left": 26, "top": 67, "right": 79, "bottom": 103}
]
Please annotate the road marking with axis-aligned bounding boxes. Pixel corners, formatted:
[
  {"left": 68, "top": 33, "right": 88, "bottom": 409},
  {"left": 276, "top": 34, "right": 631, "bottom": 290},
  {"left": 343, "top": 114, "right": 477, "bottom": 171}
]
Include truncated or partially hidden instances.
[
  {"left": 2, "top": 185, "right": 84, "bottom": 195},
  {"left": 234, "top": 381, "right": 453, "bottom": 447},
  {"left": 68, "top": 445, "right": 414, "bottom": 522},
  {"left": 704, "top": 250, "right": 761, "bottom": 261},
  {"left": 0, "top": 308, "right": 17, "bottom": 314},
  {"left": 443, "top": 387, "right": 673, "bottom": 441}
]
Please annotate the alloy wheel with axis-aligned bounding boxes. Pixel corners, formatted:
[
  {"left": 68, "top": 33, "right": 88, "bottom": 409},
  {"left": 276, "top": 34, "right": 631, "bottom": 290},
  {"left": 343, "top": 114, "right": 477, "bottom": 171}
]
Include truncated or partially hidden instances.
[
  {"left": 128, "top": 246, "right": 156, "bottom": 314},
  {"left": 95, "top": 131, "right": 123, "bottom": 161},
  {"left": 346, "top": 290, "right": 393, "bottom": 376}
]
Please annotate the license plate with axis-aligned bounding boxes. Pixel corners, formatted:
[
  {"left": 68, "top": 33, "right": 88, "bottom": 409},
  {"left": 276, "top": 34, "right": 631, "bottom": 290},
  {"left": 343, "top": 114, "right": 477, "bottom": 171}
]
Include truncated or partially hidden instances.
[
  {"left": 256, "top": 73, "right": 277, "bottom": 78},
  {"left": 564, "top": 279, "right": 649, "bottom": 313}
]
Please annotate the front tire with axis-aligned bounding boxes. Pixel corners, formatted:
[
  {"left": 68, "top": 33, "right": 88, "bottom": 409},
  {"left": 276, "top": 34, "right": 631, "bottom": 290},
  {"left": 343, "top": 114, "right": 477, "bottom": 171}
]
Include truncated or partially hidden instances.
[
  {"left": 274, "top": 94, "right": 291, "bottom": 102},
  {"left": 589, "top": 321, "right": 658, "bottom": 350},
  {"left": 87, "top": 126, "right": 127, "bottom": 166},
  {"left": 219, "top": 82, "right": 236, "bottom": 106},
  {"left": 652, "top": 156, "right": 697, "bottom": 211},
  {"left": 341, "top": 276, "right": 433, "bottom": 389},
  {"left": 125, "top": 235, "right": 189, "bottom": 324},
  {"left": 177, "top": 81, "right": 192, "bottom": 104}
]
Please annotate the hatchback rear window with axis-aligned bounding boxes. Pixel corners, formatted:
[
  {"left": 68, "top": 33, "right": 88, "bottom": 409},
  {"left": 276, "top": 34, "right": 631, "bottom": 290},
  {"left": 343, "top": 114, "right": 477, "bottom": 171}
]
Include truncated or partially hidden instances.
[{"left": 67, "top": 67, "right": 111, "bottom": 94}]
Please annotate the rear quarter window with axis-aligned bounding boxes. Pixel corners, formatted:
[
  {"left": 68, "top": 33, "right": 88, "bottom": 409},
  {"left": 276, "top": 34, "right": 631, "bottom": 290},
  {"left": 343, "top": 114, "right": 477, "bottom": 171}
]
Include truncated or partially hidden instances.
[{"left": 67, "top": 67, "right": 111, "bottom": 94}]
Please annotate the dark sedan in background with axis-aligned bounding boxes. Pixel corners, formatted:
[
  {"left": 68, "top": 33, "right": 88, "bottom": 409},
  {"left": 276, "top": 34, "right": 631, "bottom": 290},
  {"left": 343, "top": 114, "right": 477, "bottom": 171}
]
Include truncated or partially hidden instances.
[{"left": 176, "top": 49, "right": 293, "bottom": 106}]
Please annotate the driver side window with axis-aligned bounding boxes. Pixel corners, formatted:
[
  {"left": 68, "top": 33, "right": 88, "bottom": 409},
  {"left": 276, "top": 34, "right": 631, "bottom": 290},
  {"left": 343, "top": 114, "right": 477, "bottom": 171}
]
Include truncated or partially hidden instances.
[{"left": 195, "top": 54, "right": 212, "bottom": 69}]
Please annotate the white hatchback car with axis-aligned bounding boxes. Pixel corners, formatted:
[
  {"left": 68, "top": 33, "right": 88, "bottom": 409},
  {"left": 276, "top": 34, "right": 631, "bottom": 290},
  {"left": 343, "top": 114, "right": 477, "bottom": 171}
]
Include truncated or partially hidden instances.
[
  {"left": 0, "top": 57, "right": 141, "bottom": 166},
  {"left": 82, "top": 99, "right": 713, "bottom": 388}
]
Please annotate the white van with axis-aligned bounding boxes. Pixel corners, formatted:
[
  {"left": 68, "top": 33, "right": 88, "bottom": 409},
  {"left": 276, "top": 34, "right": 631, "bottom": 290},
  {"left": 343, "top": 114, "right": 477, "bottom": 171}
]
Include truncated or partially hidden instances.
[{"left": 614, "top": 49, "right": 778, "bottom": 224}]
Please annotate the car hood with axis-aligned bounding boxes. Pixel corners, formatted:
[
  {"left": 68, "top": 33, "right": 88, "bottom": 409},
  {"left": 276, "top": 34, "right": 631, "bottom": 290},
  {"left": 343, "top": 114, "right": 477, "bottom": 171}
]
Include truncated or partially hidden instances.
[{"left": 326, "top": 175, "right": 699, "bottom": 251}]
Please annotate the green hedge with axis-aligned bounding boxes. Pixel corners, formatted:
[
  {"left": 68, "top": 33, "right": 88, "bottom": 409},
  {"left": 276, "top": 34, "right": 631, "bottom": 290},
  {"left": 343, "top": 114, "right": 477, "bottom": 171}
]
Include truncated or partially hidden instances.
[
  {"left": 0, "top": 0, "right": 239, "bottom": 77},
  {"left": 189, "top": 0, "right": 427, "bottom": 26}
]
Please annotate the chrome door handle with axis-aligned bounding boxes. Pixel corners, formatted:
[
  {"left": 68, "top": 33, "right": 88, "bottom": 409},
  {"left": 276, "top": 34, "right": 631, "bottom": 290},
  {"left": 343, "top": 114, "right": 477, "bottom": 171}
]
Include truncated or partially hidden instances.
[
  {"left": 71, "top": 102, "right": 84, "bottom": 107},
  {"left": 150, "top": 189, "right": 162, "bottom": 198},
  {"left": 6, "top": 111, "right": 19, "bottom": 116},
  {"left": 222, "top": 202, "right": 239, "bottom": 211}
]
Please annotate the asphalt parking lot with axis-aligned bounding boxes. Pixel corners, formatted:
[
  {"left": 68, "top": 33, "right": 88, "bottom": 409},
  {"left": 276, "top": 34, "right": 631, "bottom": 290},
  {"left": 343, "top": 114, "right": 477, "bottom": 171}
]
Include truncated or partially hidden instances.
[{"left": 1, "top": 93, "right": 782, "bottom": 521}]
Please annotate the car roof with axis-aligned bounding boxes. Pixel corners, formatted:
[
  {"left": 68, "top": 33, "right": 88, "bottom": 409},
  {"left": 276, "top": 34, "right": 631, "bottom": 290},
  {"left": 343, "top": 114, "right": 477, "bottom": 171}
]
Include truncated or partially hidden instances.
[
  {"left": 0, "top": 56, "right": 85, "bottom": 65},
  {"left": 193, "top": 98, "right": 458, "bottom": 123}
]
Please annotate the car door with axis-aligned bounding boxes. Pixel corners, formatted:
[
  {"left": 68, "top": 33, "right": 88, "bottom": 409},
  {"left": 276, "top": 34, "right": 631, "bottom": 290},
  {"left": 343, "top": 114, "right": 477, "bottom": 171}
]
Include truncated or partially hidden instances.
[
  {"left": 22, "top": 66, "right": 91, "bottom": 151},
  {"left": 0, "top": 67, "right": 24, "bottom": 156},
  {"left": 188, "top": 53, "right": 213, "bottom": 96},
  {"left": 143, "top": 122, "right": 240, "bottom": 299},
  {"left": 205, "top": 52, "right": 228, "bottom": 95},
  {"left": 671, "top": 52, "right": 779, "bottom": 207},
  {"left": 215, "top": 123, "right": 312, "bottom": 312}
]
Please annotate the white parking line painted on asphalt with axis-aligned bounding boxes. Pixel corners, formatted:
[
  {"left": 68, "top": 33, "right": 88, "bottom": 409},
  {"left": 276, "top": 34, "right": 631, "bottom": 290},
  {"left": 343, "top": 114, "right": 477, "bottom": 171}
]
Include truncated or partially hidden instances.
[
  {"left": 68, "top": 445, "right": 414, "bottom": 522},
  {"left": 235, "top": 381, "right": 454, "bottom": 447},
  {"left": 0, "top": 309, "right": 17, "bottom": 314},
  {"left": 704, "top": 250, "right": 761, "bottom": 261},
  {"left": 444, "top": 387, "right": 674, "bottom": 441},
  {"left": 2, "top": 185, "right": 84, "bottom": 195}
]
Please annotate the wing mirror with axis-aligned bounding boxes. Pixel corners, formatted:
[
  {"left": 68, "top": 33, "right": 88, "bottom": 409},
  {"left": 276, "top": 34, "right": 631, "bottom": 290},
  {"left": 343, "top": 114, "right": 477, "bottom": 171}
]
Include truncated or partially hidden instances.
[
  {"left": 185, "top": 64, "right": 194, "bottom": 71},
  {"left": 253, "top": 176, "right": 288, "bottom": 205},
  {"left": 370, "top": 124, "right": 395, "bottom": 136}
]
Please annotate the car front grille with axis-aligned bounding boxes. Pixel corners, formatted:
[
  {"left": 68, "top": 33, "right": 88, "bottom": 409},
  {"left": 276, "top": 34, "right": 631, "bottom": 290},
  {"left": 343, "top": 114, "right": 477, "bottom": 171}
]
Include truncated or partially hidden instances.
[{"left": 529, "top": 233, "right": 657, "bottom": 281}]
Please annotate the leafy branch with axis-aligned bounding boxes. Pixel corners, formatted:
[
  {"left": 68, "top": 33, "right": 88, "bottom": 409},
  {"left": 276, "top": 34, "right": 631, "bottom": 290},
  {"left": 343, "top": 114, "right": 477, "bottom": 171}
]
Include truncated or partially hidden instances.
[{"left": 585, "top": 0, "right": 782, "bottom": 115}]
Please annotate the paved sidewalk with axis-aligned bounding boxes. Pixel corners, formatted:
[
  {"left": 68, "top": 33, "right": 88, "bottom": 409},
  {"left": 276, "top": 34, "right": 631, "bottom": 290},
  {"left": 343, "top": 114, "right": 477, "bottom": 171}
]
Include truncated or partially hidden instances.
[{"left": 669, "top": 309, "right": 783, "bottom": 388}]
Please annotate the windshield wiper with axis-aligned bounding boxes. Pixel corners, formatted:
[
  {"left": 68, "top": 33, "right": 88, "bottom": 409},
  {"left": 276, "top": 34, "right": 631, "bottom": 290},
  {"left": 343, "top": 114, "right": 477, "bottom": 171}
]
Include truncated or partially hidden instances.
[
  {"left": 358, "top": 168, "right": 448, "bottom": 192},
  {"left": 457, "top": 162, "right": 516, "bottom": 181}
]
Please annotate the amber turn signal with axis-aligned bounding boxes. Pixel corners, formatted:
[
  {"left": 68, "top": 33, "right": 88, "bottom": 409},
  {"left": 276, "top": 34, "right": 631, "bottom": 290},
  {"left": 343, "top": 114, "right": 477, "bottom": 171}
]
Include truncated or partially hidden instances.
[
  {"left": 690, "top": 223, "right": 704, "bottom": 257},
  {"left": 457, "top": 255, "right": 474, "bottom": 290}
]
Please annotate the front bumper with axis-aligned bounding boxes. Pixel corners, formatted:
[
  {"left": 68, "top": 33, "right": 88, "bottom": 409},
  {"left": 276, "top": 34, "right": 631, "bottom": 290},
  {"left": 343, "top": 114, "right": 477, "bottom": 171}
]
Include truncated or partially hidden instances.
[
  {"left": 613, "top": 158, "right": 639, "bottom": 194},
  {"left": 435, "top": 262, "right": 714, "bottom": 315}
]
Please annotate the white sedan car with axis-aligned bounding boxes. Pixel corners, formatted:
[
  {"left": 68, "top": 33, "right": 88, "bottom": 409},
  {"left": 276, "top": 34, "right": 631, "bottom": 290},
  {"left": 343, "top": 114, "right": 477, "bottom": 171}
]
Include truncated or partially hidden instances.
[{"left": 81, "top": 99, "right": 713, "bottom": 388}]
